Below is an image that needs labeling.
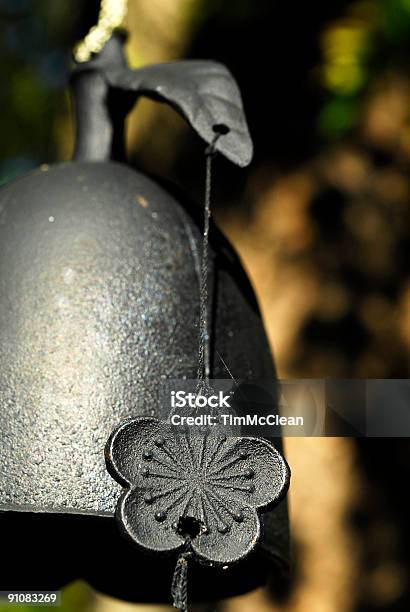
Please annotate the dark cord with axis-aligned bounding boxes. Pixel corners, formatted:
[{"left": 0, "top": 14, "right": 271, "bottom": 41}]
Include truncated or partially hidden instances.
[{"left": 196, "top": 134, "right": 220, "bottom": 397}]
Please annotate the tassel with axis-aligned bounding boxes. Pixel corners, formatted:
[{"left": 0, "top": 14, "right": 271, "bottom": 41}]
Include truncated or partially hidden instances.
[{"left": 171, "top": 550, "right": 192, "bottom": 612}]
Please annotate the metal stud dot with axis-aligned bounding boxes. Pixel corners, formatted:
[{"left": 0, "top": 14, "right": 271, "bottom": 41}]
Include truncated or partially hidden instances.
[
  {"left": 217, "top": 523, "right": 230, "bottom": 534},
  {"left": 239, "top": 451, "right": 248, "bottom": 459},
  {"left": 144, "top": 493, "right": 154, "bottom": 504},
  {"left": 143, "top": 450, "right": 153, "bottom": 461},
  {"left": 154, "top": 437, "right": 165, "bottom": 447},
  {"left": 154, "top": 511, "right": 167, "bottom": 522},
  {"left": 233, "top": 511, "right": 244, "bottom": 523},
  {"left": 141, "top": 467, "right": 150, "bottom": 477},
  {"left": 244, "top": 468, "right": 254, "bottom": 479}
]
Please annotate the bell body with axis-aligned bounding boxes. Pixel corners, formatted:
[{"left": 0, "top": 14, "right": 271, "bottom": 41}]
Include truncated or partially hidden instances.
[
  {"left": 0, "top": 160, "right": 288, "bottom": 600},
  {"left": 0, "top": 160, "right": 200, "bottom": 516}
]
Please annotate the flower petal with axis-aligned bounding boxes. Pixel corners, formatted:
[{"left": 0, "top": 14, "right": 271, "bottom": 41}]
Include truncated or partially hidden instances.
[
  {"left": 191, "top": 506, "right": 260, "bottom": 565},
  {"left": 105, "top": 417, "right": 170, "bottom": 486},
  {"left": 118, "top": 488, "right": 184, "bottom": 553},
  {"left": 206, "top": 437, "right": 290, "bottom": 509}
]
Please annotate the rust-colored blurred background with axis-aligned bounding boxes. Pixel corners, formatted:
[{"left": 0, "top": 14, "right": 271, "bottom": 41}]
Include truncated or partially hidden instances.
[{"left": 0, "top": 0, "right": 409, "bottom": 611}]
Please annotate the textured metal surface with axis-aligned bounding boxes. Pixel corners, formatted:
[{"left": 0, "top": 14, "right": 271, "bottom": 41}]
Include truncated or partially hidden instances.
[{"left": 0, "top": 161, "right": 200, "bottom": 515}]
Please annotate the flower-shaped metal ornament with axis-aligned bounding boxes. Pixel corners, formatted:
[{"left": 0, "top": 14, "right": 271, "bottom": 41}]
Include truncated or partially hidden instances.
[{"left": 105, "top": 416, "right": 290, "bottom": 566}]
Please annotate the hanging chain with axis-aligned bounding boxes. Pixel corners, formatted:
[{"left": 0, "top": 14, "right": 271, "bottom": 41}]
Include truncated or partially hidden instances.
[{"left": 74, "top": 0, "right": 128, "bottom": 63}]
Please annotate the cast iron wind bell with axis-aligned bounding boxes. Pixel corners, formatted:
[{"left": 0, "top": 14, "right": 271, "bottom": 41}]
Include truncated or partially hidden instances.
[{"left": 0, "top": 29, "right": 290, "bottom": 605}]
